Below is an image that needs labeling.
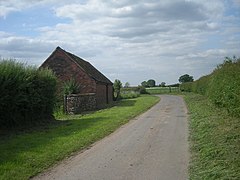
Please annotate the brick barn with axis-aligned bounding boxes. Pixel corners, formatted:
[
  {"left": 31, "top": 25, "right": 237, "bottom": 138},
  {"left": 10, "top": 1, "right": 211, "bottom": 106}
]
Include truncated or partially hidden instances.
[{"left": 40, "top": 46, "right": 113, "bottom": 109}]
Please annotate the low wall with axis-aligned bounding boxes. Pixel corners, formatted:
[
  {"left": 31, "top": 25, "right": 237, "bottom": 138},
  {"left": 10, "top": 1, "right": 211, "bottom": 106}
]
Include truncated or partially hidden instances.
[{"left": 65, "top": 93, "right": 96, "bottom": 114}]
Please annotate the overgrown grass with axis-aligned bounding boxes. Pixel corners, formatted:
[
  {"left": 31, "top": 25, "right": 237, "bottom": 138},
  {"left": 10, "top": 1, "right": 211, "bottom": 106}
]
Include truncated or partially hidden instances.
[
  {"left": 184, "top": 93, "right": 240, "bottom": 179},
  {"left": 146, "top": 86, "right": 180, "bottom": 94},
  {"left": 0, "top": 95, "right": 159, "bottom": 180}
]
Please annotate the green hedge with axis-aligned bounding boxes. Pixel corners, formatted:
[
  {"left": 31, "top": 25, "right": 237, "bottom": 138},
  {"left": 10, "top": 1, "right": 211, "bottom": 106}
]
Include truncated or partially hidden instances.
[
  {"left": 0, "top": 60, "right": 57, "bottom": 127},
  {"left": 180, "top": 58, "right": 240, "bottom": 117}
]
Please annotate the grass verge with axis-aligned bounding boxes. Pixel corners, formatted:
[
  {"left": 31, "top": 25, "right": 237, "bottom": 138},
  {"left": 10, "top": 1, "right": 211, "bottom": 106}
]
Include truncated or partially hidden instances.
[
  {"left": 184, "top": 93, "right": 240, "bottom": 179},
  {"left": 0, "top": 95, "right": 159, "bottom": 180}
]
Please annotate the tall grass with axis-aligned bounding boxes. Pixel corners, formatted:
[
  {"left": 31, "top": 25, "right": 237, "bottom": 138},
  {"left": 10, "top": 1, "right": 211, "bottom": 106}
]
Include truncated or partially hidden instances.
[
  {"left": 180, "top": 57, "right": 240, "bottom": 117},
  {"left": 0, "top": 60, "right": 57, "bottom": 127}
]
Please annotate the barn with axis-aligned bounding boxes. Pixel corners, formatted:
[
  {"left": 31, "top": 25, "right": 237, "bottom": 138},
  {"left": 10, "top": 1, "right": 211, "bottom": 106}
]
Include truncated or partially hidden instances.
[{"left": 40, "top": 46, "right": 113, "bottom": 110}]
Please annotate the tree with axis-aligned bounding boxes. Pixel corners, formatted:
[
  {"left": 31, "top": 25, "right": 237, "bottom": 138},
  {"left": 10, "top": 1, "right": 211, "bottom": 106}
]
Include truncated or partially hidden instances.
[
  {"left": 160, "top": 82, "right": 166, "bottom": 87},
  {"left": 178, "top": 74, "right": 194, "bottom": 83},
  {"left": 124, "top": 82, "right": 130, "bottom": 88},
  {"left": 147, "top": 79, "right": 156, "bottom": 87},
  {"left": 113, "top": 79, "right": 122, "bottom": 100},
  {"left": 141, "top": 81, "right": 148, "bottom": 87}
]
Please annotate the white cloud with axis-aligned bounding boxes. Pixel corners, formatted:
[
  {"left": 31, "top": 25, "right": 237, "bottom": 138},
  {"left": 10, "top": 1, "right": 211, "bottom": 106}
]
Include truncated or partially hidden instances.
[{"left": 0, "top": 0, "right": 239, "bottom": 84}]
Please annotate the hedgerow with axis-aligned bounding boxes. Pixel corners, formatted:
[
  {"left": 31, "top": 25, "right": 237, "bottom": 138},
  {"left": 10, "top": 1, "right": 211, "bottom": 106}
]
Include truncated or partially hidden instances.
[
  {"left": 0, "top": 60, "right": 57, "bottom": 127},
  {"left": 180, "top": 57, "right": 240, "bottom": 117}
]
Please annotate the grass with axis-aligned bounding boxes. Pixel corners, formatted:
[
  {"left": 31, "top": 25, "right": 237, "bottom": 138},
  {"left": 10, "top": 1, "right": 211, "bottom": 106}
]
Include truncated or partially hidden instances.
[
  {"left": 184, "top": 93, "right": 240, "bottom": 179},
  {"left": 146, "top": 86, "right": 180, "bottom": 94},
  {"left": 0, "top": 95, "right": 159, "bottom": 180}
]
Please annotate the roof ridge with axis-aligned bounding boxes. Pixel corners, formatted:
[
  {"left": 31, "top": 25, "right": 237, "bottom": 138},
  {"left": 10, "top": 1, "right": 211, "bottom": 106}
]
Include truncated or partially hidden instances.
[{"left": 55, "top": 47, "right": 112, "bottom": 85}]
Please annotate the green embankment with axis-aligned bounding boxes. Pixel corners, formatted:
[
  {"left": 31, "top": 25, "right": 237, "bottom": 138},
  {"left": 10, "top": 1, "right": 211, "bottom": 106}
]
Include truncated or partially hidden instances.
[
  {"left": 185, "top": 93, "right": 240, "bottom": 179},
  {"left": 180, "top": 58, "right": 240, "bottom": 118},
  {"left": 181, "top": 57, "right": 240, "bottom": 179}
]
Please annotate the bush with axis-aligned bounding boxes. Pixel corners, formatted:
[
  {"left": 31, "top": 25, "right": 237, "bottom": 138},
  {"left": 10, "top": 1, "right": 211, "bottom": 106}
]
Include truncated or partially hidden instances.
[
  {"left": 137, "top": 86, "right": 149, "bottom": 94},
  {"left": 208, "top": 60, "right": 240, "bottom": 116},
  {"left": 120, "top": 91, "right": 140, "bottom": 99},
  {"left": 180, "top": 57, "right": 240, "bottom": 117},
  {"left": 180, "top": 82, "right": 193, "bottom": 92},
  {"left": 0, "top": 60, "right": 57, "bottom": 127}
]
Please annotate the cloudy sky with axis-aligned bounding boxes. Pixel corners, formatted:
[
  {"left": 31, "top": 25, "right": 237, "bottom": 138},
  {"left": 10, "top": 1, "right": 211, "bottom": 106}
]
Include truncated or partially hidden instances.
[{"left": 0, "top": 0, "right": 239, "bottom": 85}]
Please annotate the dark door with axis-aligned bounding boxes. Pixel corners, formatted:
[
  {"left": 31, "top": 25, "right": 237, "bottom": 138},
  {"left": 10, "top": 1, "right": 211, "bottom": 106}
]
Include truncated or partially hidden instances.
[{"left": 106, "top": 85, "right": 109, "bottom": 104}]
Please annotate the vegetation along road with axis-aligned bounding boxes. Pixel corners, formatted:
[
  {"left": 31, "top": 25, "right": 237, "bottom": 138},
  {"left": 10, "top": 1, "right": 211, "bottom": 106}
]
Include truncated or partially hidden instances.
[{"left": 34, "top": 95, "right": 189, "bottom": 180}]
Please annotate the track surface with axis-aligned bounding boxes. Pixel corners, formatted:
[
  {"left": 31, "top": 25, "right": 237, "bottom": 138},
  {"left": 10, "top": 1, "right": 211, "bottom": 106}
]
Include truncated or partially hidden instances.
[{"left": 34, "top": 95, "right": 189, "bottom": 180}]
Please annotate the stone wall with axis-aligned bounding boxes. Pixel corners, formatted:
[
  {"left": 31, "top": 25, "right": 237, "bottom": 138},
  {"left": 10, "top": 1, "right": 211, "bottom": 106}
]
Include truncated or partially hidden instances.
[{"left": 65, "top": 93, "right": 96, "bottom": 114}]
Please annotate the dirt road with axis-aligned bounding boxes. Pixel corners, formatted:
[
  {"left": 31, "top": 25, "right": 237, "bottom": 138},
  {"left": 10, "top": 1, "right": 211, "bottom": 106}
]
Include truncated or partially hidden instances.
[{"left": 34, "top": 95, "right": 189, "bottom": 180}]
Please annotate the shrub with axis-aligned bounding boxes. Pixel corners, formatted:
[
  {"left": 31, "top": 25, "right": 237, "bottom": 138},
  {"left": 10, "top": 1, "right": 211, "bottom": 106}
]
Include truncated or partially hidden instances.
[
  {"left": 207, "top": 60, "right": 240, "bottom": 116},
  {"left": 63, "top": 78, "right": 82, "bottom": 95},
  {"left": 180, "top": 82, "right": 193, "bottom": 92},
  {"left": 137, "top": 86, "right": 149, "bottom": 94},
  {"left": 179, "top": 57, "right": 240, "bottom": 117},
  {"left": 120, "top": 91, "right": 140, "bottom": 99},
  {"left": 0, "top": 60, "right": 57, "bottom": 127}
]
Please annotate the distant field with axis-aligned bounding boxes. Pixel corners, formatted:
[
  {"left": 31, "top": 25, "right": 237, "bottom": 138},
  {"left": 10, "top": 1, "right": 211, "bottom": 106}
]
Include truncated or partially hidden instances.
[{"left": 146, "top": 87, "right": 180, "bottom": 94}]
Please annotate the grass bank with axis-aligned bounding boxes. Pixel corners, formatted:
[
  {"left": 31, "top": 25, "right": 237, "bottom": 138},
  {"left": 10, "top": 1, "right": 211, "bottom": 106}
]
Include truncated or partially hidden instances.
[
  {"left": 184, "top": 93, "right": 240, "bottom": 179},
  {"left": 0, "top": 95, "right": 159, "bottom": 180},
  {"left": 180, "top": 57, "right": 240, "bottom": 117}
]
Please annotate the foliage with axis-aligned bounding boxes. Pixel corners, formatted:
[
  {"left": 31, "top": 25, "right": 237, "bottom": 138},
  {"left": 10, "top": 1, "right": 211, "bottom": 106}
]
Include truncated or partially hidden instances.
[
  {"left": 0, "top": 60, "right": 57, "bottom": 127},
  {"left": 120, "top": 92, "right": 140, "bottom": 99},
  {"left": 120, "top": 89, "right": 140, "bottom": 99},
  {"left": 179, "top": 74, "right": 194, "bottom": 83},
  {"left": 160, "top": 82, "right": 166, "bottom": 87},
  {"left": 0, "top": 95, "right": 160, "bottom": 180},
  {"left": 207, "top": 59, "right": 240, "bottom": 117},
  {"left": 180, "top": 57, "right": 240, "bottom": 117},
  {"left": 168, "top": 83, "right": 180, "bottom": 87},
  {"left": 124, "top": 82, "right": 130, "bottom": 88},
  {"left": 141, "top": 79, "right": 156, "bottom": 87},
  {"left": 119, "top": 86, "right": 148, "bottom": 95},
  {"left": 147, "top": 79, "right": 156, "bottom": 87},
  {"left": 63, "top": 78, "right": 82, "bottom": 95},
  {"left": 179, "top": 82, "right": 193, "bottom": 92},
  {"left": 184, "top": 93, "right": 240, "bottom": 179},
  {"left": 113, "top": 79, "right": 123, "bottom": 100},
  {"left": 137, "top": 86, "right": 148, "bottom": 94},
  {"left": 141, "top": 81, "right": 148, "bottom": 87}
]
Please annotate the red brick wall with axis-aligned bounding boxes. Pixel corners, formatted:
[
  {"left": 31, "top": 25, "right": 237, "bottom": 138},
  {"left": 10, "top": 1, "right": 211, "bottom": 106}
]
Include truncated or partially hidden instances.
[{"left": 41, "top": 49, "right": 96, "bottom": 94}]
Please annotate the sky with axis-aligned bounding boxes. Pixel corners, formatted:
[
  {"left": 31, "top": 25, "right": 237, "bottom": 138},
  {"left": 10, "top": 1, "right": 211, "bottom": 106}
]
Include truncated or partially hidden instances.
[{"left": 0, "top": 0, "right": 240, "bottom": 85}]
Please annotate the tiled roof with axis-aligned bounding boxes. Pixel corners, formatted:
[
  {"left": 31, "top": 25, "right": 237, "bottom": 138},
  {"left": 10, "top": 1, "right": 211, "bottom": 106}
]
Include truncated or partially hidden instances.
[{"left": 57, "top": 47, "right": 112, "bottom": 85}]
